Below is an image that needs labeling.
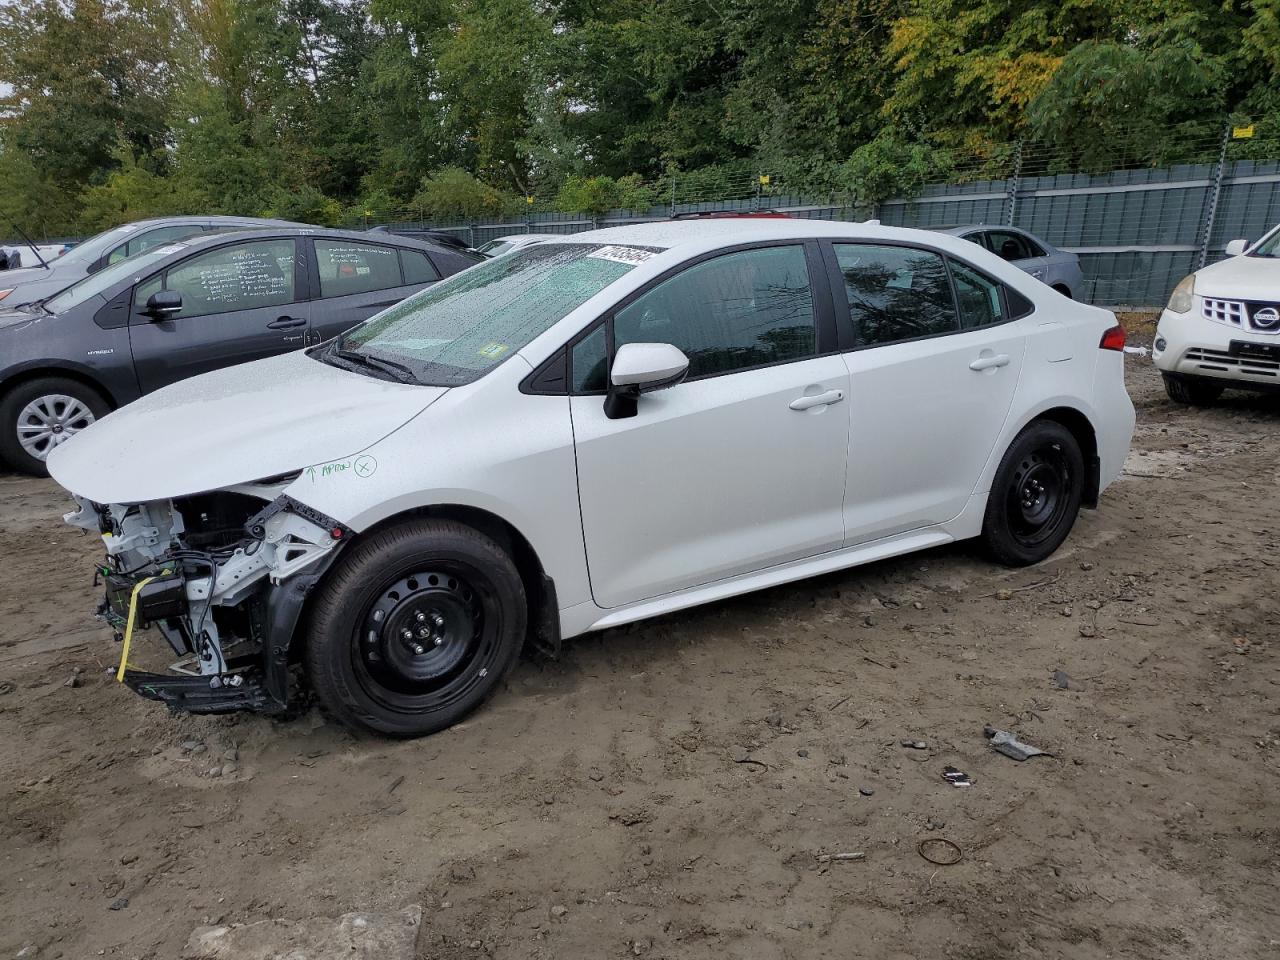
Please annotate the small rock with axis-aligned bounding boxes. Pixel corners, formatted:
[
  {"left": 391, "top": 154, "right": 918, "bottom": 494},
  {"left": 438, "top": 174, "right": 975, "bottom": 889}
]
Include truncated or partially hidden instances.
[
  {"left": 994, "top": 589, "right": 1013, "bottom": 601},
  {"left": 72, "top": 666, "right": 84, "bottom": 675},
  {"left": 550, "top": 905, "right": 568, "bottom": 918},
  {"left": 223, "top": 748, "right": 239, "bottom": 762},
  {"left": 1079, "top": 624, "right": 1097, "bottom": 638},
  {"left": 542, "top": 794, "right": 554, "bottom": 805},
  {"left": 180, "top": 740, "right": 204, "bottom": 754},
  {"left": 731, "top": 746, "right": 751, "bottom": 763},
  {"left": 15, "top": 945, "right": 38, "bottom": 959},
  {"left": 900, "top": 739, "right": 927, "bottom": 750},
  {"left": 859, "top": 786, "right": 875, "bottom": 797},
  {"left": 120, "top": 854, "right": 138, "bottom": 865},
  {"left": 64, "top": 674, "right": 81, "bottom": 688},
  {"left": 796, "top": 749, "right": 809, "bottom": 758},
  {"left": 863, "top": 614, "right": 877, "bottom": 627},
  {"left": 1060, "top": 606, "right": 1073, "bottom": 617},
  {"left": 109, "top": 898, "right": 129, "bottom": 911},
  {"left": 765, "top": 712, "right": 783, "bottom": 729},
  {"left": 1080, "top": 561, "right": 1094, "bottom": 571},
  {"left": 208, "top": 766, "right": 223, "bottom": 778},
  {"left": 912, "top": 601, "right": 924, "bottom": 610},
  {"left": 469, "top": 941, "right": 483, "bottom": 950}
]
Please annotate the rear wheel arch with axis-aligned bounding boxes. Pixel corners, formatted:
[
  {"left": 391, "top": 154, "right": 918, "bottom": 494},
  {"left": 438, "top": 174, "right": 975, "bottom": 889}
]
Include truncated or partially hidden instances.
[{"left": 1029, "top": 407, "right": 1099, "bottom": 507}]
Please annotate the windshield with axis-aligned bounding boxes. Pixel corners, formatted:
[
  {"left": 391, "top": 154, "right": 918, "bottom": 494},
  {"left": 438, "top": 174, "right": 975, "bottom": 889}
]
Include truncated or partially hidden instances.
[
  {"left": 44, "top": 242, "right": 191, "bottom": 312},
  {"left": 1250, "top": 226, "right": 1280, "bottom": 258},
  {"left": 477, "top": 239, "right": 515, "bottom": 256},
  {"left": 334, "top": 242, "right": 656, "bottom": 385},
  {"left": 41, "top": 223, "right": 158, "bottom": 269}
]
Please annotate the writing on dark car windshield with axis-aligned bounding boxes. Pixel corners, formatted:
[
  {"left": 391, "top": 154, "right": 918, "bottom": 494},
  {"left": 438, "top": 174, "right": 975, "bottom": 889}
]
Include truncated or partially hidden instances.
[{"left": 332, "top": 243, "right": 655, "bottom": 386}]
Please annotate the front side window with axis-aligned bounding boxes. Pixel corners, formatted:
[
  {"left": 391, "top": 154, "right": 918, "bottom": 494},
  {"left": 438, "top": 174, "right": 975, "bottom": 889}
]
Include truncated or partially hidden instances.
[
  {"left": 1251, "top": 226, "right": 1280, "bottom": 258},
  {"left": 834, "top": 243, "right": 958, "bottom": 347},
  {"left": 316, "top": 240, "right": 403, "bottom": 297},
  {"left": 336, "top": 242, "right": 649, "bottom": 386},
  {"left": 610, "top": 244, "right": 816, "bottom": 382},
  {"left": 150, "top": 239, "right": 297, "bottom": 318},
  {"left": 108, "top": 225, "right": 203, "bottom": 265}
]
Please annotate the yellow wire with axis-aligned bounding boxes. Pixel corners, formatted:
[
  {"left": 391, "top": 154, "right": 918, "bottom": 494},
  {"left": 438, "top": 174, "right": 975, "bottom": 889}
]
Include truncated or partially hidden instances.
[{"left": 116, "top": 576, "right": 157, "bottom": 682}]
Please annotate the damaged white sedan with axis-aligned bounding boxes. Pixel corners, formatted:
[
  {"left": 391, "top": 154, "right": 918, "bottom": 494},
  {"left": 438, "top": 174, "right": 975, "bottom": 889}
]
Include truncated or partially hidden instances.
[{"left": 49, "top": 219, "right": 1135, "bottom": 737}]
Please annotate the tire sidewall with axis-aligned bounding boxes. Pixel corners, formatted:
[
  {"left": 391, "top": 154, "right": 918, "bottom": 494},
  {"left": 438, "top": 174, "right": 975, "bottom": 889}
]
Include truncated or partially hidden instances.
[
  {"left": 305, "top": 519, "right": 526, "bottom": 737},
  {"left": 983, "top": 421, "right": 1084, "bottom": 566},
  {"left": 0, "top": 377, "right": 110, "bottom": 476}
]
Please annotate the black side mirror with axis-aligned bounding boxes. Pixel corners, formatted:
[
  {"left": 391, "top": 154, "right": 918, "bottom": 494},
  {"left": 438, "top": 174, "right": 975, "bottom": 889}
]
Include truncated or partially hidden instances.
[{"left": 144, "top": 289, "right": 182, "bottom": 319}]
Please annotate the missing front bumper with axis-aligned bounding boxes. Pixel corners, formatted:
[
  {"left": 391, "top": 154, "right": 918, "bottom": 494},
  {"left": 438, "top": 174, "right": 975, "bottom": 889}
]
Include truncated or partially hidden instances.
[{"left": 122, "top": 667, "right": 284, "bottom": 714}]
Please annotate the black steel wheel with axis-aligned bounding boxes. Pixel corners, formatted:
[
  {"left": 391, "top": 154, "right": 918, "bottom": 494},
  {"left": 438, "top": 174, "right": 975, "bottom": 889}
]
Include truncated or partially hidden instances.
[
  {"left": 981, "top": 420, "right": 1084, "bottom": 566},
  {"left": 305, "top": 519, "right": 526, "bottom": 737}
]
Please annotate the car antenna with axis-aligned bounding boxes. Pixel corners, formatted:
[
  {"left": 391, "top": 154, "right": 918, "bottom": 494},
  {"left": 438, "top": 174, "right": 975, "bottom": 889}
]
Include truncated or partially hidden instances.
[{"left": 4, "top": 217, "right": 51, "bottom": 270}]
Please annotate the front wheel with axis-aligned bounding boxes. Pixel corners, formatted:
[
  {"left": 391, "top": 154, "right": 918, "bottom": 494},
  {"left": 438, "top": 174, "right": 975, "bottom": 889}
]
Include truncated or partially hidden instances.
[
  {"left": 0, "top": 376, "right": 110, "bottom": 476},
  {"left": 981, "top": 421, "right": 1084, "bottom": 566},
  {"left": 304, "top": 519, "right": 527, "bottom": 737},
  {"left": 1162, "top": 372, "right": 1224, "bottom": 406}
]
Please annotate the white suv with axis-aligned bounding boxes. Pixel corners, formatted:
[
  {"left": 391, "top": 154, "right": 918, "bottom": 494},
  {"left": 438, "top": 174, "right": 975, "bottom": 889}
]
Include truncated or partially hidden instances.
[
  {"left": 49, "top": 219, "right": 1135, "bottom": 737},
  {"left": 1153, "top": 224, "right": 1280, "bottom": 404}
]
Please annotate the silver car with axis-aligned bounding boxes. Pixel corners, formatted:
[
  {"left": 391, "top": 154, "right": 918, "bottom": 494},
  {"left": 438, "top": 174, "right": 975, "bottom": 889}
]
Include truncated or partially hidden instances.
[{"left": 942, "top": 226, "right": 1083, "bottom": 299}]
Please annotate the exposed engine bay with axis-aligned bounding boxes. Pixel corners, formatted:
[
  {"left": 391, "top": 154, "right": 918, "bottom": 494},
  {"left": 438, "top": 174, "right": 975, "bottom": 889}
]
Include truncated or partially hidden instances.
[{"left": 64, "top": 476, "right": 347, "bottom": 713}]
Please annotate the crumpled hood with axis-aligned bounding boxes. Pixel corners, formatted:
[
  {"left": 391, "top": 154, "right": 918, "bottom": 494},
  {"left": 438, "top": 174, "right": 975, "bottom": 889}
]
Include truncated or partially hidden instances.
[
  {"left": 1196, "top": 255, "right": 1280, "bottom": 301},
  {"left": 48, "top": 350, "right": 446, "bottom": 504}
]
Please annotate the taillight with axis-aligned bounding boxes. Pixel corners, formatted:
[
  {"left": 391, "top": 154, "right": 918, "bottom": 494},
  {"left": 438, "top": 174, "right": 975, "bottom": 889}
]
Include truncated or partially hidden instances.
[{"left": 1099, "top": 325, "right": 1126, "bottom": 351}]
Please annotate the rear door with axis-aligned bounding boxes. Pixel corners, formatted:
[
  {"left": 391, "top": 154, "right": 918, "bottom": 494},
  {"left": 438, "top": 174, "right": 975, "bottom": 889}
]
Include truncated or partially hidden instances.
[
  {"left": 306, "top": 239, "right": 440, "bottom": 342},
  {"left": 128, "top": 237, "right": 310, "bottom": 393},
  {"left": 827, "top": 241, "right": 1028, "bottom": 544}
]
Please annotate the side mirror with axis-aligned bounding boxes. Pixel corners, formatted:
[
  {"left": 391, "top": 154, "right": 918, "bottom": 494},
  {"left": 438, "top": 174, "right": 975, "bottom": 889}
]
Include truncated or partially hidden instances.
[
  {"left": 144, "top": 289, "right": 182, "bottom": 319},
  {"left": 604, "top": 342, "right": 690, "bottom": 420},
  {"left": 1224, "top": 238, "right": 1249, "bottom": 256}
]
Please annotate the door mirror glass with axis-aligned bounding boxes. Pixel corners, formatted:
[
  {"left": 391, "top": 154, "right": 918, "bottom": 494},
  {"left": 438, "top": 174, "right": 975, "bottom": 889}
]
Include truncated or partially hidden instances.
[
  {"left": 1225, "top": 238, "right": 1248, "bottom": 256},
  {"left": 145, "top": 289, "right": 183, "bottom": 319}
]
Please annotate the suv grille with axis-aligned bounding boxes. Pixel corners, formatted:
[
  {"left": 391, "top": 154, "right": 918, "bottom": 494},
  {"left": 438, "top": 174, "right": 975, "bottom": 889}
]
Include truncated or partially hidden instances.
[{"left": 1201, "top": 298, "right": 1280, "bottom": 334}]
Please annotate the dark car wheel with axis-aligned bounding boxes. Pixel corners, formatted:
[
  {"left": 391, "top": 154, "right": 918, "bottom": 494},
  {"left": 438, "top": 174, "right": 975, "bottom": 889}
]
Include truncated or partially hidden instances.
[
  {"left": 0, "top": 376, "right": 110, "bottom": 477},
  {"left": 304, "top": 518, "right": 527, "bottom": 737},
  {"left": 981, "top": 420, "right": 1084, "bottom": 567},
  {"left": 1162, "top": 372, "right": 1224, "bottom": 406}
]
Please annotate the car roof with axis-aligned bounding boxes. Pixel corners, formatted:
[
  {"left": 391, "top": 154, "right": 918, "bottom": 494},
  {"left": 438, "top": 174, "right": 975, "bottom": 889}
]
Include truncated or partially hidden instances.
[
  {"left": 116, "top": 215, "right": 305, "bottom": 229},
  {"left": 164, "top": 226, "right": 467, "bottom": 256}
]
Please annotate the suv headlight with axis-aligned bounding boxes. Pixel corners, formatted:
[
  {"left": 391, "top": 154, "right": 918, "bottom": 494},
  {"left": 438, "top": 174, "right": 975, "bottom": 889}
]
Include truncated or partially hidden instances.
[{"left": 1166, "top": 274, "right": 1195, "bottom": 314}]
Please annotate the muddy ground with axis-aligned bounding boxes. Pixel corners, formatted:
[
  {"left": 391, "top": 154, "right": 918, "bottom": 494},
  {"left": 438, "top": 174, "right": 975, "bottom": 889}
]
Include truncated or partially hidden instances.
[{"left": 1, "top": 338, "right": 1278, "bottom": 960}]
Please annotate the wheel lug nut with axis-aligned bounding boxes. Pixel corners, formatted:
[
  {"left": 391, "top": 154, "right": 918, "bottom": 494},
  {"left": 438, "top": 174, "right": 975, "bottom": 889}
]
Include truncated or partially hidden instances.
[
  {"left": 399, "top": 628, "right": 412, "bottom": 641},
  {"left": 434, "top": 636, "right": 444, "bottom": 646},
  {"left": 431, "top": 613, "right": 445, "bottom": 628},
  {"left": 411, "top": 643, "right": 425, "bottom": 655},
  {"left": 415, "top": 611, "right": 427, "bottom": 622}
]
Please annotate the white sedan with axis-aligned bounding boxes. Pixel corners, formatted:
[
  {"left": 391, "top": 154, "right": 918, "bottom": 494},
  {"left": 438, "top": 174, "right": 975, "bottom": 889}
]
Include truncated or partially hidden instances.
[
  {"left": 1153, "top": 224, "right": 1280, "bottom": 404},
  {"left": 49, "top": 219, "right": 1135, "bottom": 737}
]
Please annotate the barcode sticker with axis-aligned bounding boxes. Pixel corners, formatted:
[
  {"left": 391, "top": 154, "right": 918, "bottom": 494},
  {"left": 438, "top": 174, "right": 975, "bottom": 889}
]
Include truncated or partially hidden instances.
[{"left": 587, "top": 245, "right": 655, "bottom": 266}]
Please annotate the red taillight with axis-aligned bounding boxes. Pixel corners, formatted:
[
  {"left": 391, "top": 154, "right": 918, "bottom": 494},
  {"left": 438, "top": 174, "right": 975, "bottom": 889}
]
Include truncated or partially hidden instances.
[{"left": 1099, "top": 324, "right": 1126, "bottom": 351}]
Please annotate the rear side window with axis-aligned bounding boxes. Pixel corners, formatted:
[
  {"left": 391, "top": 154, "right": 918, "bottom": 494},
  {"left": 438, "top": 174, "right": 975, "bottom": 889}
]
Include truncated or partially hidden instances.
[
  {"left": 985, "top": 230, "right": 1044, "bottom": 261},
  {"left": 400, "top": 249, "right": 441, "bottom": 284},
  {"left": 950, "top": 260, "right": 1005, "bottom": 329},
  {"left": 611, "top": 244, "right": 817, "bottom": 381},
  {"left": 315, "top": 241, "right": 403, "bottom": 297},
  {"left": 833, "top": 243, "right": 958, "bottom": 347},
  {"left": 143, "top": 239, "right": 297, "bottom": 318}
]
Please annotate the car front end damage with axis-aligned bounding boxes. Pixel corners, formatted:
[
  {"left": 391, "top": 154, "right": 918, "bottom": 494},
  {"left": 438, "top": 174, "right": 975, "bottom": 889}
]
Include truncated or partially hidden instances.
[{"left": 64, "top": 477, "right": 348, "bottom": 714}]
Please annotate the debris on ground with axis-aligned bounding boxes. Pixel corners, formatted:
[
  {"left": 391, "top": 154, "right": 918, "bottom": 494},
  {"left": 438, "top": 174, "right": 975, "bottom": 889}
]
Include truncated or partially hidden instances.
[
  {"left": 1053, "top": 669, "right": 1086, "bottom": 691},
  {"left": 901, "top": 739, "right": 927, "bottom": 750},
  {"left": 985, "top": 726, "right": 1052, "bottom": 761},
  {"left": 182, "top": 906, "right": 423, "bottom": 960},
  {"left": 942, "top": 766, "right": 973, "bottom": 788},
  {"left": 917, "top": 837, "right": 963, "bottom": 865},
  {"left": 815, "top": 852, "right": 865, "bottom": 863}
]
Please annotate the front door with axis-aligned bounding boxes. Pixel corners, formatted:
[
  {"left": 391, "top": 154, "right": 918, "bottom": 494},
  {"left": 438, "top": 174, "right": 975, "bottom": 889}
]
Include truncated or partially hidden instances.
[
  {"left": 569, "top": 243, "right": 850, "bottom": 609},
  {"left": 129, "top": 238, "right": 310, "bottom": 394},
  {"left": 827, "top": 242, "right": 1027, "bottom": 544}
]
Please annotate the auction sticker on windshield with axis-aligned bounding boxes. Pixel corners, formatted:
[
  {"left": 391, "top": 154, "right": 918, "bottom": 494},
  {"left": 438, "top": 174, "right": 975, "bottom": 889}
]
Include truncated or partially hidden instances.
[{"left": 588, "top": 245, "right": 655, "bottom": 266}]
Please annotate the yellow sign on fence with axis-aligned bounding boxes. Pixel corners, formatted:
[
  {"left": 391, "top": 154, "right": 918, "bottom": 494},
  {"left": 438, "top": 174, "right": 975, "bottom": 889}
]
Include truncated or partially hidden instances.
[{"left": 1233, "top": 125, "right": 1255, "bottom": 140}]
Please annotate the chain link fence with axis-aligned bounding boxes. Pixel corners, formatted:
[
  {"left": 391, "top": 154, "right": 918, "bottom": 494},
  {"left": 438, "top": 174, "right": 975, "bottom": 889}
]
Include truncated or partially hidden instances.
[{"left": 367, "top": 123, "right": 1280, "bottom": 309}]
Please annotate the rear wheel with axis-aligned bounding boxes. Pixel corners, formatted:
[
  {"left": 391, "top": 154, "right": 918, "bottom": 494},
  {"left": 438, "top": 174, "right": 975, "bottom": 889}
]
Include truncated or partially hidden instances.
[
  {"left": 981, "top": 421, "right": 1084, "bottom": 566},
  {"left": 304, "top": 518, "right": 526, "bottom": 737},
  {"left": 0, "top": 376, "right": 110, "bottom": 476},
  {"left": 1163, "top": 372, "right": 1224, "bottom": 406}
]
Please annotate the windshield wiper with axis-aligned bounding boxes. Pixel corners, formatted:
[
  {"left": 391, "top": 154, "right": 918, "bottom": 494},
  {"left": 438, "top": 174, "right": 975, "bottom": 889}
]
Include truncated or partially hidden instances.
[{"left": 326, "top": 344, "right": 420, "bottom": 385}]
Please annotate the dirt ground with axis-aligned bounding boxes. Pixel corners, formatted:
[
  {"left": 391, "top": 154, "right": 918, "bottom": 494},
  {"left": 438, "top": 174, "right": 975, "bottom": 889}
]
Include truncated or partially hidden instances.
[{"left": 2, "top": 336, "right": 1278, "bottom": 960}]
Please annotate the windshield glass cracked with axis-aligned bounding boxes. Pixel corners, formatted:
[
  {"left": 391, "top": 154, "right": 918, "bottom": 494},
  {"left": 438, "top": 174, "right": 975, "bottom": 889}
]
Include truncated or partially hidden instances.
[{"left": 328, "top": 242, "right": 651, "bottom": 385}]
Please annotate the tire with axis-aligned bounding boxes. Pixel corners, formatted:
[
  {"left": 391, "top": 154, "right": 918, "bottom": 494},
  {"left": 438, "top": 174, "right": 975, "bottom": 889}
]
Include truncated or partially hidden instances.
[
  {"left": 304, "top": 518, "right": 527, "bottom": 737},
  {"left": 1052, "top": 284, "right": 1073, "bottom": 299},
  {"left": 981, "top": 420, "right": 1084, "bottom": 567},
  {"left": 0, "top": 376, "right": 110, "bottom": 477},
  {"left": 1162, "top": 372, "right": 1224, "bottom": 406}
]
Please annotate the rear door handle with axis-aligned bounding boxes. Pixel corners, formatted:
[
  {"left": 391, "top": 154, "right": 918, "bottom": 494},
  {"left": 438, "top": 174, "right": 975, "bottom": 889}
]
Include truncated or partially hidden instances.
[
  {"left": 969, "top": 354, "right": 1011, "bottom": 372},
  {"left": 789, "top": 389, "right": 845, "bottom": 411},
  {"left": 267, "top": 316, "right": 306, "bottom": 329}
]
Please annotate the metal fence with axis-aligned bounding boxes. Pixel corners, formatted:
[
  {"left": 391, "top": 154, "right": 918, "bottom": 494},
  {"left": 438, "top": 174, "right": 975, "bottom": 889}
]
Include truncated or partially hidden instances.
[{"left": 381, "top": 136, "right": 1280, "bottom": 309}]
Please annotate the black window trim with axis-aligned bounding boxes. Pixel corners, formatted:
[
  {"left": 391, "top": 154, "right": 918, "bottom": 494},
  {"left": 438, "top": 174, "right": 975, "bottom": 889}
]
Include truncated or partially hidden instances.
[
  {"left": 127, "top": 235, "right": 307, "bottom": 323},
  {"left": 821, "top": 237, "right": 1036, "bottom": 353},
  {"left": 522, "top": 238, "right": 838, "bottom": 397}
]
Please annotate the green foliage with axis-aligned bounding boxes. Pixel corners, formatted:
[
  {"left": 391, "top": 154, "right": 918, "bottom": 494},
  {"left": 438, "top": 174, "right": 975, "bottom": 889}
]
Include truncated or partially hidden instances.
[
  {"left": 555, "top": 175, "right": 657, "bottom": 216},
  {"left": 0, "top": 0, "right": 1278, "bottom": 238}
]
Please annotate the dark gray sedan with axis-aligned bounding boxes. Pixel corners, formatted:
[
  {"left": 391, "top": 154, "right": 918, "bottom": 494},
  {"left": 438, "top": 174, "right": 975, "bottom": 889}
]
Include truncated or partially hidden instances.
[
  {"left": 941, "top": 225, "right": 1084, "bottom": 300},
  {"left": 0, "top": 227, "right": 480, "bottom": 474}
]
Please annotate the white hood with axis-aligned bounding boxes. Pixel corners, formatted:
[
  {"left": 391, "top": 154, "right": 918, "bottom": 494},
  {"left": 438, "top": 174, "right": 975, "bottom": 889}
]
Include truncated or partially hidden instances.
[
  {"left": 48, "top": 350, "right": 445, "bottom": 504},
  {"left": 1195, "top": 255, "right": 1280, "bottom": 301}
]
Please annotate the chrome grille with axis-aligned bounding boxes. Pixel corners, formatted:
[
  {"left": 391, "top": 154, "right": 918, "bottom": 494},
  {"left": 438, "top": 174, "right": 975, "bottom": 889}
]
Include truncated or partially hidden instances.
[
  {"left": 1185, "top": 347, "right": 1280, "bottom": 377},
  {"left": 1201, "top": 298, "right": 1245, "bottom": 328}
]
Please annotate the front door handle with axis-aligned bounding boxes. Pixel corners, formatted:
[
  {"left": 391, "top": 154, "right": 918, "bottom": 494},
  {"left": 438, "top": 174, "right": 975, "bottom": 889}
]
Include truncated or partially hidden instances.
[
  {"left": 969, "top": 354, "right": 1011, "bottom": 372},
  {"left": 267, "top": 316, "right": 306, "bottom": 329},
  {"left": 789, "top": 389, "right": 845, "bottom": 411}
]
